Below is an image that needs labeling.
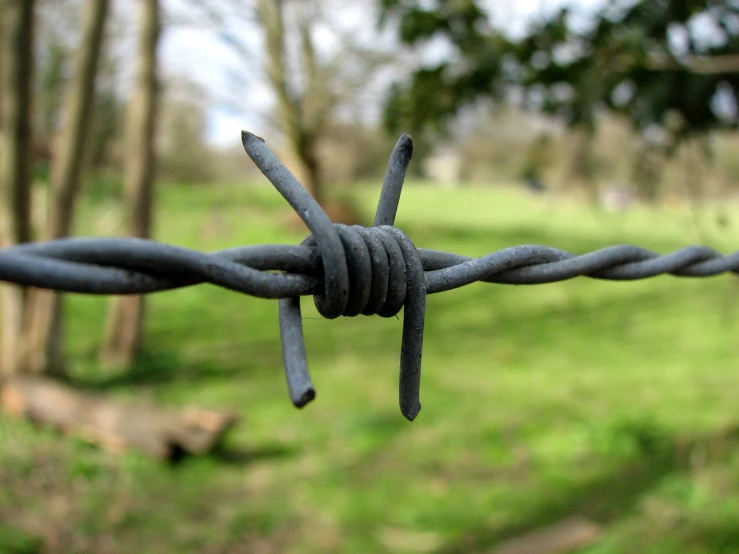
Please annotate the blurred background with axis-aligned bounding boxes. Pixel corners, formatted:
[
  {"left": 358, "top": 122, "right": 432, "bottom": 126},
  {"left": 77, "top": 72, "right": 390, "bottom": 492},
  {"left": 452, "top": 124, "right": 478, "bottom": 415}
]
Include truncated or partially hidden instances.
[{"left": 1, "top": 0, "right": 739, "bottom": 552}]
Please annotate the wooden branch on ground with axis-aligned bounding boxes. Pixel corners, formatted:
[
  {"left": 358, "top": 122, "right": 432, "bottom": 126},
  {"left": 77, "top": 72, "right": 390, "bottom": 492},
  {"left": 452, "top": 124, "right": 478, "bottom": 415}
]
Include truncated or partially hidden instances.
[{"left": 1, "top": 375, "right": 239, "bottom": 462}]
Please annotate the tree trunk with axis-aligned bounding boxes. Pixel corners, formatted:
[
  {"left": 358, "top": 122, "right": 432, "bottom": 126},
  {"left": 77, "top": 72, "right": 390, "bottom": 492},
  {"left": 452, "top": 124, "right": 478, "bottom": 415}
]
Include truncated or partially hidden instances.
[
  {"left": 0, "top": 0, "right": 5, "bottom": 131},
  {"left": 256, "top": 0, "right": 327, "bottom": 203},
  {"left": 293, "top": 9, "right": 327, "bottom": 203},
  {"left": 25, "top": 0, "right": 109, "bottom": 376},
  {"left": 296, "top": 132, "right": 323, "bottom": 205},
  {"left": 0, "top": 0, "right": 35, "bottom": 377},
  {"left": 100, "top": 0, "right": 160, "bottom": 367}
]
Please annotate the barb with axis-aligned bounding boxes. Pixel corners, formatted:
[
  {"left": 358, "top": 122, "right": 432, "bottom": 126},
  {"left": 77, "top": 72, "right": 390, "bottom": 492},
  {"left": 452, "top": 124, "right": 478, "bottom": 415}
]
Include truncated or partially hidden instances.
[
  {"left": 1, "top": 133, "right": 738, "bottom": 421},
  {"left": 241, "top": 131, "right": 424, "bottom": 420}
]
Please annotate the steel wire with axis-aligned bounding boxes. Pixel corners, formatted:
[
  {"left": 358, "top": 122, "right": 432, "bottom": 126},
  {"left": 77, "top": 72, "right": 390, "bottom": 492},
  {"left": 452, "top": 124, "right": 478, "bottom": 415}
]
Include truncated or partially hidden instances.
[{"left": 1, "top": 132, "right": 738, "bottom": 420}]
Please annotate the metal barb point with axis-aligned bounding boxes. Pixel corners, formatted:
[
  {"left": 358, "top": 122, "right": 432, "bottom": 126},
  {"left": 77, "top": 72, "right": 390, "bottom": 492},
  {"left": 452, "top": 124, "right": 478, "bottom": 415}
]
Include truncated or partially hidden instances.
[
  {"left": 375, "top": 134, "right": 413, "bottom": 227},
  {"left": 242, "top": 130, "right": 425, "bottom": 421}
]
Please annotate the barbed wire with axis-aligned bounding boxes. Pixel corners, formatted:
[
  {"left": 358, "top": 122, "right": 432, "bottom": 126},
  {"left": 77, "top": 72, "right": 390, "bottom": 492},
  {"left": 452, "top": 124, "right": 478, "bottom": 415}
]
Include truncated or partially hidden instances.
[{"left": 2, "top": 132, "right": 739, "bottom": 420}]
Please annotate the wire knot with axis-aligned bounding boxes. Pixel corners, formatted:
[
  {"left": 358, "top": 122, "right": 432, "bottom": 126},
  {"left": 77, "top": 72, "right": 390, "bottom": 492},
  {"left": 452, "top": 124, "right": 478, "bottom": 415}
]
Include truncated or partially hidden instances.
[
  {"left": 303, "top": 224, "right": 421, "bottom": 320},
  {"left": 241, "top": 131, "right": 424, "bottom": 420},
  {"left": 284, "top": 222, "right": 426, "bottom": 421}
]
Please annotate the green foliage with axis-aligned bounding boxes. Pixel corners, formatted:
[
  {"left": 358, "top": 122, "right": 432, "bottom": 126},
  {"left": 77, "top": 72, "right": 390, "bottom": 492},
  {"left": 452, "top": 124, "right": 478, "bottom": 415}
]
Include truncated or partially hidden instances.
[
  {"left": 3, "top": 182, "right": 739, "bottom": 552},
  {"left": 87, "top": 55, "right": 124, "bottom": 170},
  {"left": 157, "top": 95, "right": 217, "bottom": 184},
  {"left": 379, "top": 0, "right": 739, "bottom": 142},
  {"left": 380, "top": 0, "right": 507, "bottom": 142},
  {"left": 37, "top": 36, "right": 68, "bottom": 140},
  {"left": 0, "top": 528, "right": 42, "bottom": 554},
  {"left": 515, "top": 1, "right": 739, "bottom": 136},
  {"left": 84, "top": 168, "right": 123, "bottom": 202}
]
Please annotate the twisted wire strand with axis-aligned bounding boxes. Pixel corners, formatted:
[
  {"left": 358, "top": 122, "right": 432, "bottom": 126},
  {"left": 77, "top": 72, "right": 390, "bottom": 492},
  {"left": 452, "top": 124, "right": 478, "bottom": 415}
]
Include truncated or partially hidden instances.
[
  {"left": 1, "top": 131, "right": 738, "bottom": 421},
  {"left": 3, "top": 240, "right": 738, "bottom": 296}
]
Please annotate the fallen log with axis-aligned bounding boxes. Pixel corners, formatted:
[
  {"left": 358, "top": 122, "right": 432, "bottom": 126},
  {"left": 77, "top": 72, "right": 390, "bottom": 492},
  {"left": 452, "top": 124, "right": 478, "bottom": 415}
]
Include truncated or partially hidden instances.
[{"left": 1, "top": 375, "right": 239, "bottom": 462}]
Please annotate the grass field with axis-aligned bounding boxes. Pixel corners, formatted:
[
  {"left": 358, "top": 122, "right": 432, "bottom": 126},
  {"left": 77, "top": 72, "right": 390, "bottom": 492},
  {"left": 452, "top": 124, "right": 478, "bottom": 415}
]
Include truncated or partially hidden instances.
[{"left": 2, "top": 180, "right": 739, "bottom": 553}]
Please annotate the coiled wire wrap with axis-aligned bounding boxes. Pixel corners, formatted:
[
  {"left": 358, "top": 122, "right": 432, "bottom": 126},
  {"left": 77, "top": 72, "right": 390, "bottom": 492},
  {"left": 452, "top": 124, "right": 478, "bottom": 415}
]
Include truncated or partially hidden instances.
[{"left": 1, "top": 132, "right": 738, "bottom": 420}]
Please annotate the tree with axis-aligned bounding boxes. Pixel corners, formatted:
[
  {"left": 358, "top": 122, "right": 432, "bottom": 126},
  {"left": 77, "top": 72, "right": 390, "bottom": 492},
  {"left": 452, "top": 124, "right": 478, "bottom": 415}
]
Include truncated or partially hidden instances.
[
  {"left": 25, "top": 0, "right": 110, "bottom": 375},
  {"left": 87, "top": 46, "right": 123, "bottom": 171},
  {"left": 254, "top": 0, "right": 335, "bottom": 204},
  {"left": 100, "top": 0, "right": 161, "bottom": 367},
  {"left": 85, "top": 4, "right": 138, "bottom": 175},
  {"left": 510, "top": 1, "right": 739, "bottom": 201},
  {"left": 379, "top": 0, "right": 739, "bottom": 195},
  {"left": 378, "top": 0, "right": 506, "bottom": 141},
  {"left": 0, "top": 0, "right": 35, "bottom": 376},
  {"left": 34, "top": 0, "right": 79, "bottom": 178},
  {"left": 189, "top": 0, "right": 395, "bottom": 204},
  {"left": 0, "top": 0, "right": 5, "bottom": 131},
  {"left": 511, "top": 2, "right": 739, "bottom": 137}
]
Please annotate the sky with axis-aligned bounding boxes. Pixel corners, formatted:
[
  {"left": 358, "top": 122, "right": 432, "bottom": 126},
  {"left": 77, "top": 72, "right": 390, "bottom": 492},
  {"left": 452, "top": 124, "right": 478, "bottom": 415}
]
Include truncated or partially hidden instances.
[{"left": 158, "top": 0, "right": 608, "bottom": 149}]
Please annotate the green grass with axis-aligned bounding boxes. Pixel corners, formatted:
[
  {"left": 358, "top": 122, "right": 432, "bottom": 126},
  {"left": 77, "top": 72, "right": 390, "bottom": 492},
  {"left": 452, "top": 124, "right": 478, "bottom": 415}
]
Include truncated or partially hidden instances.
[{"left": 3, "top": 180, "right": 739, "bottom": 553}]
